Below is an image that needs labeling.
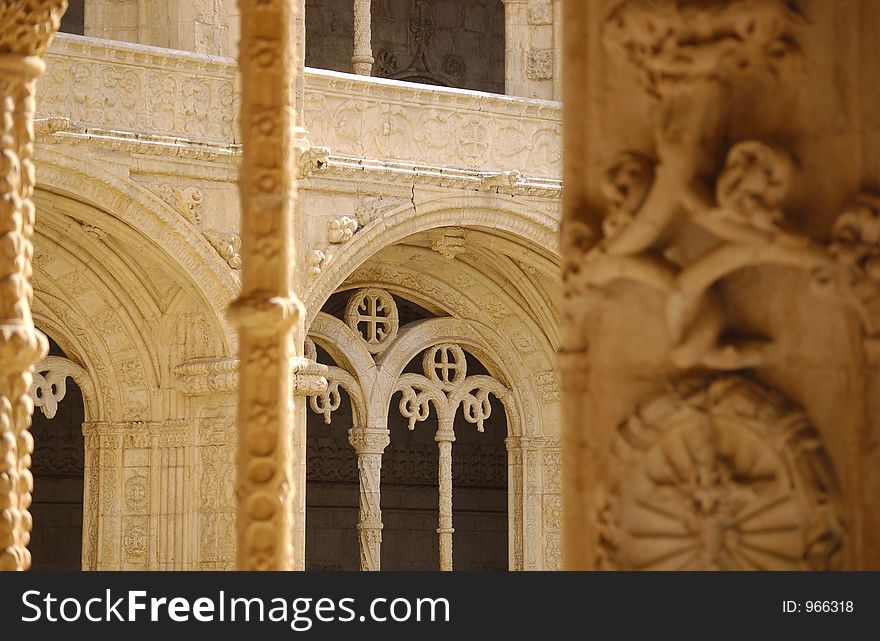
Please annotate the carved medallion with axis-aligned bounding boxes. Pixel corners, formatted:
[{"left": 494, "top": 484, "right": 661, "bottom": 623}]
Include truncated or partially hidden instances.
[
  {"left": 344, "top": 288, "right": 400, "bottom": 354},
  {"left": 597, "top": 377, "right": 845, "bottom": 570}
]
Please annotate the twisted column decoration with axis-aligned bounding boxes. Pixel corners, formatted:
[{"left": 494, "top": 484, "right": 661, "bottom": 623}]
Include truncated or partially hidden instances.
[
  {"left": 228, "top": 0, "right": 302, "bottom": 570},
  {"left": 0, "top": 0, "right": 67, "bottom": 572},
  {"left": 435, "top": 418, "right": 455, "bottom": 571},
  {"left": 348, "top": 427, "right": 390, "bottom": 571},
  {"left": 352, "top": 0, "right": 374, "bottom": 75}
]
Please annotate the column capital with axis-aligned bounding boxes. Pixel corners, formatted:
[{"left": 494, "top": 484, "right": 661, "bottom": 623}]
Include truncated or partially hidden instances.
[
  {"left": 435, "top": 428, "right": 455, "bottom": 444},
  {"left": 348, "top": 427, "right": 390, "bottom": 454}
]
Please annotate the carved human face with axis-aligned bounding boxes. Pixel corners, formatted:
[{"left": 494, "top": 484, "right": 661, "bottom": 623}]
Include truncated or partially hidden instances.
[
  {"left": 716, "top": 141, "right": 793, "bottom": 213},
  {"left": 601, "top": 151, "right": 654, "bottom": 216}
]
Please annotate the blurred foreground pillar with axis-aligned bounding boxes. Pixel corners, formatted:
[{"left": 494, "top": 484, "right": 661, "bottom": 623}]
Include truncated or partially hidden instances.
[{"left": 0, "top": 0, "right": 66, "bottom": 572}]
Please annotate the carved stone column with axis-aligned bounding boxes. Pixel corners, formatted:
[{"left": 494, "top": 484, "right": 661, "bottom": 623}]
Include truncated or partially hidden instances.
[
  {"left": 228, "top": 0, "right": 302, "bottom": 571},
  {"left": 435, "top": 419, "right": 455, "bottom": 571},
  {"left": 351, "top": 0, "right": 373, "bottom": 76},
  {"left": 347, "top": 427, "right": 390, "bottom": 571},
  {"left": 561, "top": 0, "right": 874, "bottom": 570},
  {"left": 0, "top": 0, "right": 66, "bottom": 572}
]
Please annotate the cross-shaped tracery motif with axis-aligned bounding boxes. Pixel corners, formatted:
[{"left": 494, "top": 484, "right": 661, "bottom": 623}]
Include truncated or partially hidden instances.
[
  {"left": 425, "top": 344, "right": 466, "bottom": 390},
  {"left": 344, "top": 288, "right": 400, "bottom": 354}
]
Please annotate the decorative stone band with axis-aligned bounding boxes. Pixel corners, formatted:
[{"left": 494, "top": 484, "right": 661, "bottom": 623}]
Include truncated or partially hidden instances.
[
  {"left": 39, "top": 35, "right": 562, "bottom": 179},
  {"left": 175, "top": 356, "right": 327, "bottom": 397}
]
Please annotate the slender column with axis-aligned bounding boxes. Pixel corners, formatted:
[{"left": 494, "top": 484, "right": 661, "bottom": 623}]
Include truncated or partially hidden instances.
[
  {"left": 435, "top": 418, "right": 455, "bottom": 571},
  {"left": 0, "top": 1, "right": 66, "bottom": 572},
  {"left": 228, "top": 0, "right": 302, "bottom": 571},
  {"left": 351, "top": 0, "right": 373, "bottom": 75},
  {"left": 347, "top": 427, "right": 390, "bottom": 571}
]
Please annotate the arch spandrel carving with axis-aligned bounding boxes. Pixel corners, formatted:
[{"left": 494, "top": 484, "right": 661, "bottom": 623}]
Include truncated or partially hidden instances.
[
  {"left": 303, "top": 194, "right": 560, "bottom": 324},
  {"left": 597, "top": 376, "right": 846, "bottom": 571},
  {"left": 34, "top": 148, "right": 239, "bottom": 351}
]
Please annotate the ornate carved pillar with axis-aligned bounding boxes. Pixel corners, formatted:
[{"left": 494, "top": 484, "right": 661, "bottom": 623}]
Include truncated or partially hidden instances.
[
  {"left": 0, "top": 0, "right": 66, "bottom": 572},
  {"left": 229, "top": 0, "right": 302, "bottom": 571},
  {"left": 561, "top": 0, "right": 873, "bottom": 570},
  {"left": 347, "top": 427, "right": 389, "bottom": 571},
  {"left": 505, "top": 436, "right": 524, "bottom": 570},
  {"left": 351, "top": 0, "right": 373, "bottom": 76},
  {"left": 435, "top": 418, "right": 455, "bottom": 572}
]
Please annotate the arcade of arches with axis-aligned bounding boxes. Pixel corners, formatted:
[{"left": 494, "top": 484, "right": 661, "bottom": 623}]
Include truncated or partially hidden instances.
[{"left": 1, "top": 0, "right": 879, "bottom": 572}]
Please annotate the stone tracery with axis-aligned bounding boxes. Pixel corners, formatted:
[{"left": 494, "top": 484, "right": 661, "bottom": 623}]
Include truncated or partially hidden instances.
[{"left": 306, "top": 275, "right": 552, "bottom": 571}]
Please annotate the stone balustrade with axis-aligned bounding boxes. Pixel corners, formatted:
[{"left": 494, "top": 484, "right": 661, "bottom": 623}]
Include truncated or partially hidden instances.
[{"left": 38, "top": 34, "right": 562, "bottom": 179}]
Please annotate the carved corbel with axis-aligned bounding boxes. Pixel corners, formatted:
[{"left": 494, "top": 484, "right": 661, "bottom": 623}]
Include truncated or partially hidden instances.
[{"left": 297, "top": 146, "right": 330, "bottom": 179}]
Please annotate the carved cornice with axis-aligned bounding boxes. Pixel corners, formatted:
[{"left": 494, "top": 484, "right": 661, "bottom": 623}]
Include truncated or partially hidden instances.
[
  {"left": 174, "top": 357, "right": 238, "bottom": 396},
  {"left": 291, "top": 357, "right": 329, "bottom": 397},
  {"left": 174, "top": 356, "right": 328, "bottom": 397}
]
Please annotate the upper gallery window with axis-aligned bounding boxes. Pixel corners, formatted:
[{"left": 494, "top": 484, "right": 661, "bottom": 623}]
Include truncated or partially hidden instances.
[{"left": 306, "top": 0, "right": 505, "bottom": 94}]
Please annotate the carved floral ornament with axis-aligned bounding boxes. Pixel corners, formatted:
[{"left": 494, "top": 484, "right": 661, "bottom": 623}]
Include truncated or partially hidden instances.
[
  {"left": 565, "top": 1, "right": 880, "bottom": 363},
  {"left": 565, "top": 136, "right": 880, "bottom": 368},
  {"left": 602, "top": 0, "right": 805, "bottom": 98},
  {"left": 597, "top": 376, "right": 845, "bottom": 571},
  {"left": 29, "top": 356, "right": 87, "bottom": 419}
]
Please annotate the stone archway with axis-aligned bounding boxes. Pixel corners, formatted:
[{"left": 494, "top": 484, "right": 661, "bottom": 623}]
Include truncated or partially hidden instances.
[{"left": 29, "top": 178, "right": 236, "bottom": 570}]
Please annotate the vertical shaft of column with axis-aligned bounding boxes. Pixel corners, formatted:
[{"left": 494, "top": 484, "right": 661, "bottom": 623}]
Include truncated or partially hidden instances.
[
  {"left": 0, "top": 1, "right": 66, "bottom": 572},
  {"left": 351, "top": 0, "right": 373, "bottom": 75},
  {"left": 229, "top": 0, "right": 302, "bottom": 570},
  {"left": 435, "top": 418, "right": 455, "bottom": 571},
  {"left": 348, "top": 427, "right": 390, "bottom": 571}
]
